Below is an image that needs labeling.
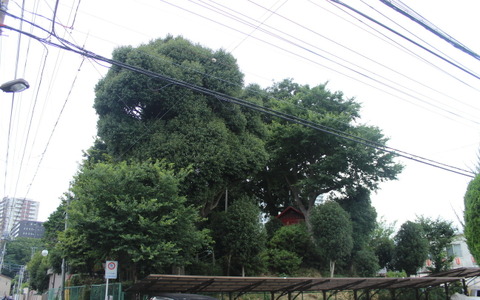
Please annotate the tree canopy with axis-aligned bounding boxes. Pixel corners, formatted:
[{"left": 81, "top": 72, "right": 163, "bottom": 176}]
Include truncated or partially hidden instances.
[
  {"left": 62, "top": 160, "right": 210, "bottom": 280},
  {"left": 371, "top": 218, "right": 396, "bottom": 271},
  {"left": 393, "top": 221, "right": 429, "bottom": 276},
  {"left": 417, "top": 216, "right": 456, "bottom": 273},
  {"left": 93, "top": 35, "right": 268, "bottom": 216},
  {"left": 310, "top": 201, "right": 353, "bottom": 277},
  {"left": 215, "top": 196, "right": 266, "bottom": 276},
  {"left": 37, "top": 35, "right": 408, "bottom": 283},
  {"left": 253, "top": 79, "right": 403, "bottom": 228},
  {"left": 3, "top": 237, "right": 44, "bottom": 277}
]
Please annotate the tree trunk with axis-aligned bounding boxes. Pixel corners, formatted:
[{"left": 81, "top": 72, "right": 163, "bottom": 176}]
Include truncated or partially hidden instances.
[
  {"left": 330, "top": 260, "right": 335, "bottom": 278},
  {"left": 226, "top": 254, "right": 232, "bottom": 276},
  {"left": 133, "top": 262, "right": 138, "bottom": 283}
]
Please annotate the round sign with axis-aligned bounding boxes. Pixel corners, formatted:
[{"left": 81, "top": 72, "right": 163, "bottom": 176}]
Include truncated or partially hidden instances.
[{"left": 107, "top": 262, "right": 116, "bottom": 270}]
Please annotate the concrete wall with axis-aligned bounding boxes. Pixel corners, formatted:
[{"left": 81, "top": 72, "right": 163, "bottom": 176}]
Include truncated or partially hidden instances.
[{"left": 0, "top": 275, "right": 12, "bottom": 298}]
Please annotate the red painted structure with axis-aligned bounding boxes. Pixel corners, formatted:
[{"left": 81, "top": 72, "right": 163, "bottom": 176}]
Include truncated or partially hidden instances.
[{"left": 276, "top": 206, "right": 305, "bottom": 226}]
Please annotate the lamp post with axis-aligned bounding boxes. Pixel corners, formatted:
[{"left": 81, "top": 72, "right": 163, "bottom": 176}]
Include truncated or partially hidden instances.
[{"left": 0, "top": 78, "right": 29, "bottom": 93}]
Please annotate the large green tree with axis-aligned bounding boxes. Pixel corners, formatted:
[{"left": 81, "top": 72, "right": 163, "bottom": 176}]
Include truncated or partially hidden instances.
[
  {"left": 417, "top": 216, "right": 456, "bottom": 274},
  {"left": 62, "top": 160, "right": 211, "bottom": 281},
  {"left": 92, "top": 35, "right": 268, "bottom": 217},
  {"left": 464, "top": 175, "right": 480, "bottom": 262},
  {"left": 255, "top": 79, "right": 403, "bottom": 228},
  {"left": 310, "top": 201, "right": 353, "bottom": 277},
  {"left": 393, "top": 221, "right": 429, "bottom": 276}
]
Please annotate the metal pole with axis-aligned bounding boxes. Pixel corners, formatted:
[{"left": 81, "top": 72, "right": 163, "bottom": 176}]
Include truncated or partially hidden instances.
[
  {"left": 14, "top": 266, "right": 24, "bottom": 300},
  {"left": 61, "top": 200, "right": 69, "bottom": 300},
  {"left": 0, "top": 240, "right": 6, "bottom": 273},
  {"left": 60, "top": 258, "right": 65, "bottom": 300},
  {"left": 104, "top": 278, "right": 109, "bottom": 300}
]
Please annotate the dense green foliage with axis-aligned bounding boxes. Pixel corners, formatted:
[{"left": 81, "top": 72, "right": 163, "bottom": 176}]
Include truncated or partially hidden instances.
[
  {"left": 310, "top": 201, "right": 353, "bottom": 277},
  {"left": 417, "top": 216, "right": 456, "bottom": 273},
  {"left": 254, "top": 79, "right": 403, "bottom": 226},
  {"left": 1, "top": 238, "right": 44, "bottom": 278},
  {"left": 370, "top": 219, "right": 396, "bottom": 271},
  {"left": 27, "top": 252, "right": 49, "bottom": 292},
  {"left": 393, "top": 221, "right": 429, "bottom": 276},
  {"left": 33, "top": 36, "right": 415, "bottom": 286},
  {"left": 62, "top": 160, "right": 210, "bottom": 281},
  {"left": 213, "top": 197, "right": 266, "bottom": 276},
  {"left": 465, "top": 175, "right": 480, "bottom": 262},
  {"left": 93, "top": 36, "right": 268, "bottom": 217}
]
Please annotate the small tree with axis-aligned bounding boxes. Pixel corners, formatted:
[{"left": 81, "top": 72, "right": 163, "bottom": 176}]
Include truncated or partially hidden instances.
[
  {"left": 393, "top": 221, "right": 429, "bottom": 276},
  {"left": 465, "top": 175, "right": 480, "bottom": 262},
  {"left": 220, "top": 196, "right": 266, "bottom": 276},
  {"left": 310, "top": 201, "right": 353, "bottom": 277},
  {"left": 27, "top": 252, "right": 49, "bottom": 292},
  {"left": 417, "top": 216, "right": 456, "bottom": 273},
  {"left": 352, "top": 248, "right": 379, "bottom": 277},
  {"left": 371, "top": 218, "right": 396, "bottom": 270},
  {"left": 261, "top": 249, "right": 301, "bottom": 276}
]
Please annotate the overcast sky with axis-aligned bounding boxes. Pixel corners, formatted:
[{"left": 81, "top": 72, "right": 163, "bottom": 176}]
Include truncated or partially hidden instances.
[{"left": 1, "top": 0, "right": 479, "bottom": 230}]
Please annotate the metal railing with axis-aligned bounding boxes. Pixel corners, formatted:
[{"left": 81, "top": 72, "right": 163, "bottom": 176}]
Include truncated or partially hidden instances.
[{"left": 47, "top": 283, "right": 123, "bottom": 300}]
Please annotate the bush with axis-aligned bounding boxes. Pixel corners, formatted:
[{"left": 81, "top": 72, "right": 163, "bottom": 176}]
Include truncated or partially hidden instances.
[
  {"left": 352, "top": 249, "right": 380, "bottom": 277},
  {"left": 261, "top": 249, "right": 302, "bottom": 276}
]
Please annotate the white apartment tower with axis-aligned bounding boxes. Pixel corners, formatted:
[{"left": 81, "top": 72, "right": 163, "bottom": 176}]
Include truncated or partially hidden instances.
[{"left": 0, "top": 197, "right": 39, "bottom": 235}]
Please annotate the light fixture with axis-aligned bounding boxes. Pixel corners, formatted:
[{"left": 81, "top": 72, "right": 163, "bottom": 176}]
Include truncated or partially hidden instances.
[
  {"left": 41, "top": 249, "right": 49, "bottom": 257},
  {"left": 0, "top": 78, "right": 30, "bottom": 93}
]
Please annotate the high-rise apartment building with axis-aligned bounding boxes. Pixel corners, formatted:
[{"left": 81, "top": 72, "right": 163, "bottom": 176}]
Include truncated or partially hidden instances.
[
  {"left": 0, "top": 197, "right": 39, "bottom": 235},
  {"left": 11, "top": 221, "right": 44, "bottom": 239}
]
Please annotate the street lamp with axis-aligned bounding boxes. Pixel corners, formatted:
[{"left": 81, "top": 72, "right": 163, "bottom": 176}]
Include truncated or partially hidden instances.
[{"left": 0, "top": 78, "right": 29, "bottom": 93}]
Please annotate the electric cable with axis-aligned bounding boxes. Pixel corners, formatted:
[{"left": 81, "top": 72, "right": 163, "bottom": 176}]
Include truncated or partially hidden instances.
[
  {"left": 379, "top": 0, "right": 480, "bottom": 61},
  {"left": 4, "top": 24, "right": 473, "bottom": 178},
  {"left": 327, "top": 0, "right": 480, "bottom": 81},
  {"left": 24, "top": 57, "right": 86, "bottom": 199},
  {"left": 311, "top": 0, "right": 480, "bottom": 94},
  {"left": 241, "top": 0, "right": 480, "bottom": 118},
  {"left": 361, "top": 0, "right": 477, "bottom": 77},
  {"left": 0, "top": 3, "right": 476, "bottom": 203},
  {"left": 159, "top": 0, "right": 480, "bottom": 126}
]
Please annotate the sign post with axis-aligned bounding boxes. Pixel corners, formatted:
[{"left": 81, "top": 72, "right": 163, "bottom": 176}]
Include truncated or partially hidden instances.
[{"left": 104, "top": 261, "right": 118, "bottom": 300}]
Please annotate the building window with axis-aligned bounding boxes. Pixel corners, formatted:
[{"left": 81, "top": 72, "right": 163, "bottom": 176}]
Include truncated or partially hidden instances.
[{"left": 447, "top": 244, "right": 463, "bottom": 257}]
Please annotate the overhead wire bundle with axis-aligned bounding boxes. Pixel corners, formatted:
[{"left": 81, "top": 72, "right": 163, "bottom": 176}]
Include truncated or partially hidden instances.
[{"left": 1, "top": 5, "right": 476, "bottom": 178}]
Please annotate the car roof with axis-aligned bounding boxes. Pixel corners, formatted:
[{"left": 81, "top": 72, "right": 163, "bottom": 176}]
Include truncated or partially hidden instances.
[{"left": 149, "top": 293, "right": 217, "bottom": 300}]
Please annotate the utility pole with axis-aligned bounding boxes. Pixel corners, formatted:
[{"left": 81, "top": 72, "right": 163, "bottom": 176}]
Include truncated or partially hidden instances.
[{"left": 60, "top": 199, "right": 69, "bottom": 300}]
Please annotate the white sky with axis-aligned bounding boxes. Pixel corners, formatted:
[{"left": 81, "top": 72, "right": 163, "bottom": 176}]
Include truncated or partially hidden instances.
[{"left": 1, "top": 0, "right": 479, "bottom": 231}]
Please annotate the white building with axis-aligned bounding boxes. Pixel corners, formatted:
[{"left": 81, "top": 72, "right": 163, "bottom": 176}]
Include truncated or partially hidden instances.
[
  {"left": 0, "top": 197, "right": 39, "bottom": 236},
  {"left": 446, "top": 234, "right": 478, "bottom": 269}
]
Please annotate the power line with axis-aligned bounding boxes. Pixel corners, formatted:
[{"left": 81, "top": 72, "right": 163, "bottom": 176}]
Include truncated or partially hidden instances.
[
  {"left": 379, "top": 0, "right": 480, "bottom": 61},
  {"left": 327, "top": 0, "right": 480, "bottom": 81},
  {"left": 3, "top": 23, "right": 474, "bottom": 178},
  {"left": 159, "top": 0, "right": 480, "bottom": 127}
]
